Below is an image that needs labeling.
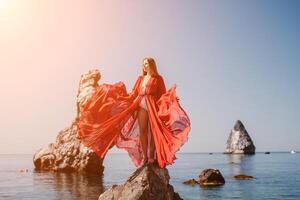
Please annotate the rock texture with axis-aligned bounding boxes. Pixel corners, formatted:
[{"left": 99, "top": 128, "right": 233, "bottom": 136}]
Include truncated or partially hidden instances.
[
  {"left": 224, "top": 120, "right": 256, "bottom": 154},
  {"left": 199, "top": 169, "right": 225, "bottom": 187},
  {"left": 98, "top": 163, "right": 182, "bottom": 200},
  {"left": 33, "top": 69, "right": 104, "bottom": 174},
  {"left": 76, "top": 69, "right": 101, "bottom": 117}
]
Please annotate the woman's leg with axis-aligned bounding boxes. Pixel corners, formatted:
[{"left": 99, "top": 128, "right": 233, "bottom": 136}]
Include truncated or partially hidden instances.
[
  {"left": 149, "top": 128, "right": 155, "bottom": 162},
  {"left": 137, "top": 106, "right": 149, "bottom": 164}
]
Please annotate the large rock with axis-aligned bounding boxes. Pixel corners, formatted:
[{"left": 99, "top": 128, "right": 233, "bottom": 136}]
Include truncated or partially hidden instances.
[
  {"left": 98, "top": 163, "right": 182, "bottom": 200},
  {"left": 224, "top": 120, "right": 256, "bottom": 154},
  {"left": 33, "top": 69, "right": 104, "bottom": 174}
]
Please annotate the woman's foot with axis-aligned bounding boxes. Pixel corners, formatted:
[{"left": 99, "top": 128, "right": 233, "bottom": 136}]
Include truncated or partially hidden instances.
[
  {"left": 142, "top": 157, "right": 148, "bottom": 166},
  {"left": 148, "top": 158, "right": 155, "bottom": 164}
]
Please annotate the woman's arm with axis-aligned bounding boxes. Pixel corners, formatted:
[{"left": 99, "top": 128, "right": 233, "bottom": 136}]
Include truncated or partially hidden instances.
[
  {"left": 157, "top": 75, "right": 166, "bottom": 99},
  {"left": 118, "top": 76, "right": 141, "bottom": 101},
  {"left": 128, "top": 76, "right": 141, "bottom": 101}
]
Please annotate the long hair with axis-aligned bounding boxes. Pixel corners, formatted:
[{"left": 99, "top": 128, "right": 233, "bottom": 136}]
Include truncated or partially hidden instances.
[{"left": 142, "top": 57, "right": 159, "bottom": 76}]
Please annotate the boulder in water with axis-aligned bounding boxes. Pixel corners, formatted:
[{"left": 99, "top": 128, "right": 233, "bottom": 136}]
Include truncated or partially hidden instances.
[{"left": 199, "top": 169, "right": 225, "bottom": 187}]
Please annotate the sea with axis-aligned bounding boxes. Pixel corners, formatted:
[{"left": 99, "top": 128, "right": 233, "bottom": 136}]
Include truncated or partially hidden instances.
[{"left": 0, "top": 152, "right": 299, "bottom": 200}]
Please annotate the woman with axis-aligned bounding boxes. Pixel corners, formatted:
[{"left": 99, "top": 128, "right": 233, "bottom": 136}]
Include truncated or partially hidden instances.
[{"left": 76, "top": 57, "right": 191, "bottom": 168}]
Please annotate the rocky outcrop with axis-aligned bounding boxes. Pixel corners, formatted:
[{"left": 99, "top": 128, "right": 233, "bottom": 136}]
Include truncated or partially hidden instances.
[
  {"left": 33, "top": 69, "right": 104, "bottom": 174},
  {"left": 76, "top": 69, "right": 101, "bottom": 117},
  {"left": 224, "top": 120, "right": 256, "bottom": 154},
  {"left": 98, "top": 163, "right": 182, "bottom": 200}
]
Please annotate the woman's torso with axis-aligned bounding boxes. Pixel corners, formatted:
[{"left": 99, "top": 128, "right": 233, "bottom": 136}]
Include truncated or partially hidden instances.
[
  {"left": 138, "top": 75, "right": 151, "bottom": 110},
  {"left": 140, "top": 75, "right": 151, "bottom": 94},
  {"left": 134, "top": 74, "right": 165, "bottom": 103}
]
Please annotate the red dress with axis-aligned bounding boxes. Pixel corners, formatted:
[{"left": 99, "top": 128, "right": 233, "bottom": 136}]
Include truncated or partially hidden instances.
[{"left": 76, "top": 74, "right": 191, "bottom": 168}]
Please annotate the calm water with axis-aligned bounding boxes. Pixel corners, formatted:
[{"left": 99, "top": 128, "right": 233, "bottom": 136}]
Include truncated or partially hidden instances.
[{"left": 0, "top": 153, "right": 299, "bottom": 200}]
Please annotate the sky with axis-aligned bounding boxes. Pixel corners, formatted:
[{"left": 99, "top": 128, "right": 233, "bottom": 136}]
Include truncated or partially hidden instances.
[{"left": 0, "top": 0, "right": 299, "bottom": 154}]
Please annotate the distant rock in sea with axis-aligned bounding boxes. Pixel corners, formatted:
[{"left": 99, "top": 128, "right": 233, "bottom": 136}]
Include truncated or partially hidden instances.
[
  {"left": 233, "top": 174, "right": 255, "bottom": 180},
  {"left": 99, "top": 163, "right": 182, "bottom": 200},
  {"left": 224, "top": 120, "right": 256, "bottom": 154},
  {"left": 33, "top": 69, "right": 104, "bottom": 174},
  {"left": 18, "top": 168, "right": 29, "bottom": 173}
]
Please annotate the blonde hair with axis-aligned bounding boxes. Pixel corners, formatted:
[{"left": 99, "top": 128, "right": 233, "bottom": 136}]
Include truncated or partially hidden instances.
[{"left": 142, "top": 57, "right": 159, "bottom": 76}]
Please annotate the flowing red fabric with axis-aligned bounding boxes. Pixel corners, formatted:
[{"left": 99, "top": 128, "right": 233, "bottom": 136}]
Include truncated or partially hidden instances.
[{"left": 76, "top": 75, "right": 191, "bottom": 168}]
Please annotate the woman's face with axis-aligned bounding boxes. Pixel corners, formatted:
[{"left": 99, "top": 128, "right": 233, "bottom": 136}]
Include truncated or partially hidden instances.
[{"left": 143, "top": 59, "right": 150, "bottom": 74}]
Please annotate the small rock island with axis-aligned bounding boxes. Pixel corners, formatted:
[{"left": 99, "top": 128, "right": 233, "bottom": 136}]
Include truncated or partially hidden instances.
[{"left": 224, "top": 120, "right": 256, "bottom": 154}]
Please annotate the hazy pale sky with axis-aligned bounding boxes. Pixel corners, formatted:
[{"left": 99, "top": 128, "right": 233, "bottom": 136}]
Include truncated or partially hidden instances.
[{"left": 0, "top": 0, "right": 299, "bottom": 154}]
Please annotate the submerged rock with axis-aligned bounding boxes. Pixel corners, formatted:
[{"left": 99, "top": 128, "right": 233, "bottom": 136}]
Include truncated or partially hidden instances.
[
  {"left": 233, "top": 174, "right": 255, "bottom": 180},
  {"left": 183, "top": 178, "right": 199, "bottom": 185},
  {"left": 98, "top": 163, "right": 182, "bottom": 200},
  {"left": 224, "top": 120, "right": 256, "bottom": 154},
  {"left": 199, "top": 169, "right": 225, "bottom": 187},
  {"left": 33, "top": 69, "right": 104, "bottom": 174}
]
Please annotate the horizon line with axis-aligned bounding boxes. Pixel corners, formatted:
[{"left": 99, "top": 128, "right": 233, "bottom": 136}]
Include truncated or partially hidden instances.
[{"left": 0, "top": 150, "right": 298, "bottom": 155}]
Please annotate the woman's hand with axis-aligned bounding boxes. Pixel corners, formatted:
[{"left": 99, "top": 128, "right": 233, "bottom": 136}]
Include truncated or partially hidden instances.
[{"left": 117, "top": 95, "right": 129, "bottom": 101}]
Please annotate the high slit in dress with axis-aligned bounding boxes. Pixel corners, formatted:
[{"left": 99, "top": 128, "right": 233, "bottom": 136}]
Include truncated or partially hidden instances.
[{"left": 137, "top": 74, "right": 154, "bottom": 161}]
